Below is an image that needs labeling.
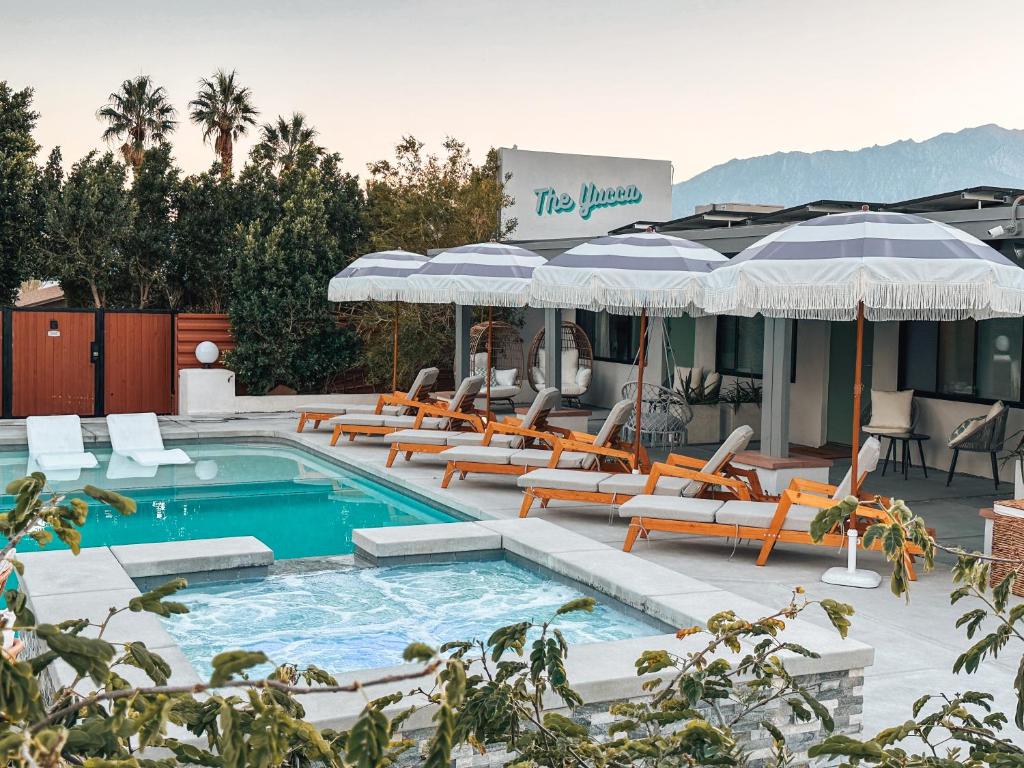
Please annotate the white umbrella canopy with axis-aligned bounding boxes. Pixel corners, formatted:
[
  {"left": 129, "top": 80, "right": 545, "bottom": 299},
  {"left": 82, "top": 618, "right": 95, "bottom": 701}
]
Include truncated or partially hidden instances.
[
  {"left": 529, "top": 231, "right": 728, "bottom": 316},
  {"left": 531, "top": 231, "right": 729, "bottom": 463},
  {"left": 702, "top": 210, "right": 1024, "bottom": 321},
  {"left": 700, "top": 208, "right": 1024, "bottom": 493},
  {"left": 327, "top": 250, "right": 428, "bottom": 302},
  {"left": 328, "top": 249, "right": 429, "bottom": 392},
  {"left": 407, "top": 242, "right": 545, "bottom": 308},
  {"left": 406, "top": 241, "right": 545, "bottom": 415}
]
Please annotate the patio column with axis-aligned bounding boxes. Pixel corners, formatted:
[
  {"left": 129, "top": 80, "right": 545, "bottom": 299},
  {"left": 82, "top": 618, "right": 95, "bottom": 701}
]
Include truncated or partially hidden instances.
[
  {"left": 760, "top": 317, "right": 793, "bottom": 458},
  {"left": 455, "top": 304, "right": 472, "bottom": 383},
  {"left": 544, "top": 308, "right": 562, "bottom": 408}
]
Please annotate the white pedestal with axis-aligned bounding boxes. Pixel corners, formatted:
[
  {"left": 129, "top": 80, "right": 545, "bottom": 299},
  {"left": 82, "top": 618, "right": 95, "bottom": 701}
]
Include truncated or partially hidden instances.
[
  {"left": 178, "top": 368, "right": 235, "bottom": 416},
  {"left": 734, "top": 463, "right": 831, "bottom": 496}
]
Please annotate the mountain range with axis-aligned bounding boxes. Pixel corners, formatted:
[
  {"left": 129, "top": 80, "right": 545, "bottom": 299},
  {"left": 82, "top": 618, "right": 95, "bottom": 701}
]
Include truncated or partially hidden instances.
[{"left": 671, "top": 124, "right": 1024, "bottom": 217}]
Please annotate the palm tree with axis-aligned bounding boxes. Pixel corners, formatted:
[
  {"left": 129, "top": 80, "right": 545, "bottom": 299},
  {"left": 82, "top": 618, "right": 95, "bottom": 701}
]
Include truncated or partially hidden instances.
[
  {"left": 97, "top": 75, "right": 176, "bottom": 172},
  {"left": 254, "top": 112, "right": 324, "bottom": 173},
  {"left": 188, "top": 69, "right": 258, "bottom": 178}
]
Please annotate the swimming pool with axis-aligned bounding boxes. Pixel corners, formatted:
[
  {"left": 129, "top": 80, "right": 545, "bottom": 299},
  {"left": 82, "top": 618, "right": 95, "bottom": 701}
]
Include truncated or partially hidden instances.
[
  {"left": 0, "top": 441, "right": 455, "bottom": 558},
  {"left": 163, "top": 559, "right": 663, "bottom": 677}
]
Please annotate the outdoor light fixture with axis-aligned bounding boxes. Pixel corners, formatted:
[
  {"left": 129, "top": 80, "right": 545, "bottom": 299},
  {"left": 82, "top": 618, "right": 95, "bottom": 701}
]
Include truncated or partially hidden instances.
[
  {"left": 195, "top": 341, "right": 220, "bottom": 368},
  {"left": 986, "top": 194, "right": 1024, "bottom": 238}
]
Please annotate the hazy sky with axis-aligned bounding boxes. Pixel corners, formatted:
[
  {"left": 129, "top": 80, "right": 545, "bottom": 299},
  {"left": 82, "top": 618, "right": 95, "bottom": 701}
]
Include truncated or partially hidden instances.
[{"left": 5, "top": 0, "right": 1024, "bottom": 183}]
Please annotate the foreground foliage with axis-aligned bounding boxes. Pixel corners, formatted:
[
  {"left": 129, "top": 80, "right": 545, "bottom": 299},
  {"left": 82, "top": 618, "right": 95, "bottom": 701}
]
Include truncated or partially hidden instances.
[{"left": 1, "top": 476, "right": 1023, "bottom": 766}]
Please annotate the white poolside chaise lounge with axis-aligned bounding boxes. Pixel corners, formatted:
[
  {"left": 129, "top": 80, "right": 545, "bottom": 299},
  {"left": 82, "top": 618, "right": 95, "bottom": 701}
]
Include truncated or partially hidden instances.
[
  {"left": 294, "top": 367, "right": 440, "bottom": 430},
  {"left": 384, "top": 387, "right": 562, "bottom": 467},
  {"left": 106, "top": 413, "right": 192, "bottom": 467},
  {"left": 26, "top": 415, "right": 99, "bottom": 472}
]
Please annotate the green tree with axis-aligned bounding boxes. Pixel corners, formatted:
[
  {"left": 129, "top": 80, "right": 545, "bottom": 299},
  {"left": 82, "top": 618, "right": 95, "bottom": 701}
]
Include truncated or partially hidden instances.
[
  {"left": 188, "top": 69, "right": 258, "bottom": 179},
  {"left": 252, "top": 112, "right": 324, "bottom": 174},
  {"left": 125, "top": 144, "right": 179, "bottom": 307},
  {"left": 226, "top": 154, "right": 364, "bottom": 393},
  {"left": 0, "top": 82, "right": 42, "bottom": 306},
  {"left": 356, "top": 136, "right": 516, "bottom": 389},
  {"left": 169, "top": 167, "right": 240, "bottom": 310},
  {"left": 39, "top": 151, "right": 134, "bottom": 307},
  {"left": 97, "top": 75, "right": 176, "bottom": 173}
]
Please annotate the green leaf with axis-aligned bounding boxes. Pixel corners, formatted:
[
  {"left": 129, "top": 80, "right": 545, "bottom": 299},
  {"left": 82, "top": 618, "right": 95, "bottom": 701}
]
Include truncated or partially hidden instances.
[
  {"left": 83, "top": 486, "right": 137, "bottom": 516},
  {"left": 401, "top": 642, "right": 435, "bottom": 663},
  {"left": 543, "top": 711, "right": 588, "bottom": 738},
  {"left": 122, "top": 642, "right": 172, "bottom": 686},
  {"left": 35, "top": 624, "right": 115, "bottom": 685},
  {"left": 209, "top": 650, "right": 269, "bottom": 687},
  {"left": 128, "top": 578, "right": 189, "bottom": 617},
  {"left": 555, "top": 597, "right": 595, "bottom": 615}
]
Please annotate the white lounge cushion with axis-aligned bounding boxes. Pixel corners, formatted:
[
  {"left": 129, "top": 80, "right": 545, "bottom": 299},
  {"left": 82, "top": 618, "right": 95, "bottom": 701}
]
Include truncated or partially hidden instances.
[
  {"left": 715, "top": 500, "right": 819, "bottom": 533},
  {"left": 576, "top": 367, "right": 592, "bottom": 387},
  {"left": 446, "top": 432, "right": 518, "bottom": 448},
  {"left": 127, "top": 448, "right": 192, "bottom": 467},
  {"left": 482, "top": 385, "right": 519, "bottom": 399},
  {"left": 26, "top": 415, "right": 97, "bottom": 471},
  {"left": 618, "top": 495, "right": 721, "bottom": 523},
  {"left": 682, "top": 425, "right": 754, "bottom": 497},
  {"left": 561, "top": 382, "right": 587, "bottom": 397},
  {"left": 294, "top": 403, "right": 349, "bottom": 415},
  {"left": 331, "top": 414, "right": 388, "bottom": 426},
  {"left": 517, "top": 468, "right": 612, "bottom": 492},
  {"left": 510, "top": 449, "right": 590, "bottom": 469},
  {"left": 331, "top": 414, "right": 444, "bottom": 430},
  {"left": 597, "top": 473, "right": 691, "bottom": 497},
  {"left": 36, "top": 452, "right": 98, "bottom": 471},
  {"left": 441, "top": 446, "right": 518, "bottom": 465}
]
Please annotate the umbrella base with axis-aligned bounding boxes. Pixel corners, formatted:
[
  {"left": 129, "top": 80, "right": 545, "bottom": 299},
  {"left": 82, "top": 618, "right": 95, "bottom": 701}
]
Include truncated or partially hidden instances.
[{"left": 821, "top": 566, "right": 881, "bottom": 589}]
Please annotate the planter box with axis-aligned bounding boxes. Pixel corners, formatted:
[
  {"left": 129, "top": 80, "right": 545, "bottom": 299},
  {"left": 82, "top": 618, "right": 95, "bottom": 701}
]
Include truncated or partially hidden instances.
[{"left": 685, "top": 403, "right": 762, "bottom": 445}]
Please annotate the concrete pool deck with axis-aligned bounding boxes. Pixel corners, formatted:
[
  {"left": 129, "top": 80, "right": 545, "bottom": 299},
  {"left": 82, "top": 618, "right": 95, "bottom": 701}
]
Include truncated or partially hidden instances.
[{"left": 1, "top": 411, "right": 1020, "bottom": 740}]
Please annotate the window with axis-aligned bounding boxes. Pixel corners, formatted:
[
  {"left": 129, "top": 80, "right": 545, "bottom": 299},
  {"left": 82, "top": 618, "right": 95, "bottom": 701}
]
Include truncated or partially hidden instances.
[
  {"left": 899, "top": 319, "right": 1023, "bottom": 402},
  {"left": 576, "top": 310, "right": 641, "bottom": 364},
  {"left": 716, "top": 315, "right": 764, "bottom": 377}
]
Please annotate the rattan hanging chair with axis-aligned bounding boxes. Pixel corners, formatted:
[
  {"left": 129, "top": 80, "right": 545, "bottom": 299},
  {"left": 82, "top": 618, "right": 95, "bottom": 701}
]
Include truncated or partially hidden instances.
[
  {"left": 527, "top": 321, "right": 594, "bottom": 407},
  {"left": 468, "top": 321, "right": 524, "bottom": 409}
]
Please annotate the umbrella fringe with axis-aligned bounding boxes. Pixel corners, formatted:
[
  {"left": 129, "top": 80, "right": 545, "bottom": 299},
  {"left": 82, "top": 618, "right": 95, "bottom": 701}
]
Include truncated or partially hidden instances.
[
  {"left": 529, "top": 283, "right": 705, "bottom": 316},
  {"left": 704, "top": 280, "right": 1024, "bottom": 321},
  {"left": 402, "top": 288, "right": 528, "bottom": 308}
]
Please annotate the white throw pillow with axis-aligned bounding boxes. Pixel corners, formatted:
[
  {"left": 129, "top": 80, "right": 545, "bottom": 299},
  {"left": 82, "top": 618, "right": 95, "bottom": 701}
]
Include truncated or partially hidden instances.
[
  {"left": 494, "top": 368, "right": 517, "bottom": 387},
  {"left": 576, "top": 367, "right": 592, "bottom": 388},
  {"left": 866, "top": 390, "right": 914, "bottom": 432},
  {"left": 985, "top": 400, "right": 1005, "bottom": 422},
  {"left": 530, "top": 366, "right": 545, "bottom": 387}
]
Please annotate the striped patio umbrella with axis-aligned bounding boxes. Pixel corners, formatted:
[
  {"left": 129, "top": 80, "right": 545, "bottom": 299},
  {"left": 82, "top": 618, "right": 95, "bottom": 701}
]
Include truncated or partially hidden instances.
[
  {"left": 530, "top": 231, "right": 729, "bottom": 461},
  {"left": 702, "top": 208, "right": 1024, "bottom": 491},
  {"left": 408, "top": 242, "right": 546, "bottom": 414},
  {"left": 328, "top": 249, "right": 428, "bottom": 392}
]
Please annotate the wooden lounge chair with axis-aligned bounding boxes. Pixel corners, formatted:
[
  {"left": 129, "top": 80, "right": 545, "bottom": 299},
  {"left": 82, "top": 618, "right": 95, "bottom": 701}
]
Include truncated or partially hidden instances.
[
  {"left": 439, "top": 400, "right": 636, "bottom": 488},
  {"left": 328, "top": 375, "right": 485, "bottom": 446},
  {"left": 385, "top": 387, "right": 563, "bottom": 468},
  {"left": 295, "top": 366, "right": 440, "bottom": 432},
  {"left": 618, "top": 437, "right": 920, "bottom": 570},
  {"left": 515, "top": 425, "right": 761, "bottom": 518}
]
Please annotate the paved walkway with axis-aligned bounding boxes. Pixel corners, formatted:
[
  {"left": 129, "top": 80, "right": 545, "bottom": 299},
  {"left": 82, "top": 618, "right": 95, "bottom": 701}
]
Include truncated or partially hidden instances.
[{"left": 1, "top": 412, "right": 1019, "bottom": 740}]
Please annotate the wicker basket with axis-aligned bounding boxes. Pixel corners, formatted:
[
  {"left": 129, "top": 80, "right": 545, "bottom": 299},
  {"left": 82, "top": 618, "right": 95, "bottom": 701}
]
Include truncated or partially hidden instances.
[{"left": 990, "top": 501, "right": 1024, "bottom": 597}]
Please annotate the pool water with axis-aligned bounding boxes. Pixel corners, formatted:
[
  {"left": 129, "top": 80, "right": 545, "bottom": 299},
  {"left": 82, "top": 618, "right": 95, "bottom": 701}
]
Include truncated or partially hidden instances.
[
  {"left": 0, "top": 442, "right": 454, "bottom": 559},
  {"left": 163, "top": 560, "right": 662, "bottom": 677}
]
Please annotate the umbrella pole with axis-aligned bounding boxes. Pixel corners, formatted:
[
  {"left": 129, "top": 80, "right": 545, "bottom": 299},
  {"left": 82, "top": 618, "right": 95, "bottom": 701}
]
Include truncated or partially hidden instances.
[
  {"left": 391, "top": 302, "right": 399, "bottom": 394},
  {"left": 633, "top": 309, "right": 648, "bottom": 463},
  {"left": 485, "top": 306, "right": 493, "bottom": 419},
  {"left": 851, "top": 301, "right": 865, "bottom": 497}
]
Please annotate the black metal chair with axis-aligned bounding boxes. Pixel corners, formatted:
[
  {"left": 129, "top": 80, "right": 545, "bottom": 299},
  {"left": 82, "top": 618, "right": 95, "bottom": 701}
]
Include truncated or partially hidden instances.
[{"left": 945, "top": 406, "right": 1009, "bottom": 490}]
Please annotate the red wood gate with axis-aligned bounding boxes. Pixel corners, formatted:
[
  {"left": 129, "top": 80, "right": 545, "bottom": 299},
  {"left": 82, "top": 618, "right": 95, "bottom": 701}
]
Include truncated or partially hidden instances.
[
  {"left": 2, "top": 309, "right": 177, "bottom": 418},
  {"left": 103, "top": 312, "right": 173, "bottom": 414}
]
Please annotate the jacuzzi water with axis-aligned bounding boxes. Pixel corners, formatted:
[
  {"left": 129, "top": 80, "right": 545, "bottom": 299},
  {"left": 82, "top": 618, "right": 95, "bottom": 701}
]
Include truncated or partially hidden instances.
[
  {"left": 0, "top": 441, "right": 455, "bottom": 559},
  {"left": 163, "top": 560, "right": 662, "bottom": 677}
]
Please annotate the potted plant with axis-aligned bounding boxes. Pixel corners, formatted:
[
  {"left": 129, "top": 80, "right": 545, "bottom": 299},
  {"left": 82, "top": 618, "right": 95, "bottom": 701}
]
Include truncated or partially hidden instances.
[{"left": 718, "top": 378, "right": 762, "bottom": 442}]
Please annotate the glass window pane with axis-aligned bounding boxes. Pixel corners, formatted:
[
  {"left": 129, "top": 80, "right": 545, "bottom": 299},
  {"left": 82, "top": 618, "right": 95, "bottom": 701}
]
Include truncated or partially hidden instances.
[
  {"left": 717, "top": 315, "right": 763, "bottom": 376},
  {"left": 976, "top": 318, "right": 1022, "bottom": 401},
  {"left": 900, "top": 321, "right": 938, "bottom": 393},
  {"left": 937, "top": 320, "right": 976, "bottom": 397}
]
